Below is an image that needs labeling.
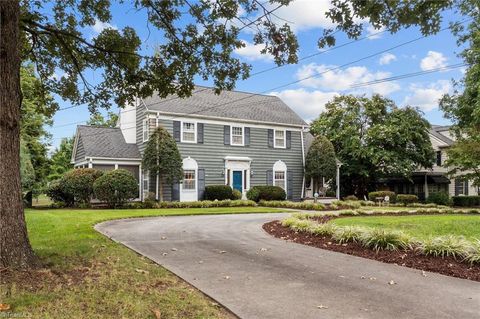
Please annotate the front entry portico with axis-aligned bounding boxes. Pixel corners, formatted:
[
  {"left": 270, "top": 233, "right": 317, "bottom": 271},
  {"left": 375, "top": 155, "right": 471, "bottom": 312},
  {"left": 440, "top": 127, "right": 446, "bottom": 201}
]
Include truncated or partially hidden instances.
[{"left": 224, "top": 156, "right": 251, "bottom": 197}]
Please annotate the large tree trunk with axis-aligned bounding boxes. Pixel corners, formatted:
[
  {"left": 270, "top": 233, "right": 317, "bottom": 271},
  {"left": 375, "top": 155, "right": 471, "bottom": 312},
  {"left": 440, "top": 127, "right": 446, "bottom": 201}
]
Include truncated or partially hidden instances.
[{"left": 0, "top": 0, "right": 37, "bottom": 269}]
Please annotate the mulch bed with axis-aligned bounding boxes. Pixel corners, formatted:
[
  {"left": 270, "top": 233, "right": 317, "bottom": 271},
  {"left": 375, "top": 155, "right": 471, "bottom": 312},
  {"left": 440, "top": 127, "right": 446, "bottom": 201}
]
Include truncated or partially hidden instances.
[{"left": 263, "top": 220, "right": 480, "bottom": 282}]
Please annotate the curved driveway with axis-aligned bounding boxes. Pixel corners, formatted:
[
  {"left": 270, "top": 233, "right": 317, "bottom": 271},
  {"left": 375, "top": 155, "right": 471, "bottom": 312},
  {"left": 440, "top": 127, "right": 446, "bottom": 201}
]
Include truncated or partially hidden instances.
[{"left": 96, "top": 213, "right": 480, "bottom": 319}]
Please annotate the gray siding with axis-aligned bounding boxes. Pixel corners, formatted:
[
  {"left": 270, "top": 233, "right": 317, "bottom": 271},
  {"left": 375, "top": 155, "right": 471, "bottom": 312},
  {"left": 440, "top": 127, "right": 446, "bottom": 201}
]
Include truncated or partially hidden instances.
[
  {"left": 148, "top": 119, "right": 304, "bottom": 201},
  {"left": 74, "top": 137, "right": 85, "bottom": 162},
  {"left": 136, "top": 101, "right": 148, "bottom": 153}
]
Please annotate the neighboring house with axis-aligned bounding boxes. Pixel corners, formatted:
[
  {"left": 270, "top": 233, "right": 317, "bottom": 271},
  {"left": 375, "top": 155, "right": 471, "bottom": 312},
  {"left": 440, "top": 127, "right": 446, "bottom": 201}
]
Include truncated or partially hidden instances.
[
  {"left": 380, "top": 125, "right": 479, "bottom": 199},
  {"left": 71, "top": 86, "right": 310, "bottom": 201}
]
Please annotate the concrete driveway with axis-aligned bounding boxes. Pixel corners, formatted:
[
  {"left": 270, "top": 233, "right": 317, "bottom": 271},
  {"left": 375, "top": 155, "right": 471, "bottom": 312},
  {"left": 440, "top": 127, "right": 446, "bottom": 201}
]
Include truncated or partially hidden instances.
[{"left": 96, "top": 213, "right": 480, "bottom": 319}]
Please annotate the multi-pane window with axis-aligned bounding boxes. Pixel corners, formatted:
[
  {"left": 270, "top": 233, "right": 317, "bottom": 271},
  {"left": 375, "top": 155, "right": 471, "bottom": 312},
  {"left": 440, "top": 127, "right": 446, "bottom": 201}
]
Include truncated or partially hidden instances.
[
  {"left": 455, "top": 178, "right": 468, "bottom": 196},
  {"left": 183, "top": 170, "right": 196, "bottom": 190},
  {"left": 231, "top": 126, "right": 244, "bottom": 145},
  {"left": 142, "top": 171, "right": 150, "bottom": 199},
  {"left": 142, "top": 119, "right": 149, "bottom": 142},
  {"left": 182, "top": 122, "right": 196, "bottom": 142},
  {"left": 274, "top": 130, "right": 286, "bottom": 148},
  {"left": 274, "top": 171, "right": 286, "bottom": 190}
]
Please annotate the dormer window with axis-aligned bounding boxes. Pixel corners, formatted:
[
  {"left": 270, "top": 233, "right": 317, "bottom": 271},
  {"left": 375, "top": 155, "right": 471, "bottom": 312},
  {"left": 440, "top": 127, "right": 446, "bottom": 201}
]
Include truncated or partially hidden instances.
[
  {"left": 231, "top": 126, "right": 244, "bottom": 146},
  {"left": 274, "top": 130, "right": 286, "bottom": 148},
  {"left": 181, "top": 122, "right": 196, "bottom": 143}
]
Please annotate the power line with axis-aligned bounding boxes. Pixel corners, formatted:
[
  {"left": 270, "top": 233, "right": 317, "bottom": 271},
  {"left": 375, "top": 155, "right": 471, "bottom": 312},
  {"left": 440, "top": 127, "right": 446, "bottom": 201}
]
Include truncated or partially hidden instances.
[
  {"left": 52, "top": 18, "right": 471, "bottom": 132},
  {"left": 54, "top": 61, "right": 467, "bottom": 140}
]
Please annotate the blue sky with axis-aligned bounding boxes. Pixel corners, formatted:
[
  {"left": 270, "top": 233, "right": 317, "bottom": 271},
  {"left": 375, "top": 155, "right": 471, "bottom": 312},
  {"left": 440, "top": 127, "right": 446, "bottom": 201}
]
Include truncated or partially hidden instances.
[{"left": 48, "top": 0, "right": 466, "bottom": 150}]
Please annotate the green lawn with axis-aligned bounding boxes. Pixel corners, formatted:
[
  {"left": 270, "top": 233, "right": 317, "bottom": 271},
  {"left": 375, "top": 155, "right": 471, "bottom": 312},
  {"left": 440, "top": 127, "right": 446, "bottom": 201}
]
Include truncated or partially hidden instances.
[
  {"left": 1, "top": 207, "right": 283, "bottom": 319},
  {"left": 332, "top": 214, "right": 480, "bottom": 241}
]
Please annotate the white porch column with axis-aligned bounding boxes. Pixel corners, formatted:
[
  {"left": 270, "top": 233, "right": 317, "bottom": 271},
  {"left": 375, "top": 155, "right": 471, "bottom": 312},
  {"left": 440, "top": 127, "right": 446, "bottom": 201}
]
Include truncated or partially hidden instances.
[
  {"left": 336, "top": 159, "right": 342, "bottom": 200},
  {"left": 424, "top": 174, "right": 429, "bottom": 199}
]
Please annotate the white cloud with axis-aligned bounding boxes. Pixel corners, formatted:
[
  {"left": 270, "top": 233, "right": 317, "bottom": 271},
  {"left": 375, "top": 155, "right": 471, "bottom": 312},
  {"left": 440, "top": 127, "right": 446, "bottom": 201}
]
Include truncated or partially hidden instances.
[
  {"left": 270, "top": 89, "right": 339, "bottom": 120},
  {"left": 296, "top": 63, "right": 400, "bottom": 95},
  {"left": 234, "top": 40, "right": 272, "bottom": 62},
  {"left": 267, "top": 0, "right": 335, "bottom": 32},
  {"left": 366, "top": 25, "right": 386, "bottom": 39},
  {"left": 403, "top": 80, "right": 452, "bottom": 111},
  {"left": 379, "top": 53, "right": 397, "bottom": 65},
  {"left": 91, "top": 19, "right": 117, "bottom": 34},
  {"left": 420, "top": 51, "right": 447, "bottom": 71}
]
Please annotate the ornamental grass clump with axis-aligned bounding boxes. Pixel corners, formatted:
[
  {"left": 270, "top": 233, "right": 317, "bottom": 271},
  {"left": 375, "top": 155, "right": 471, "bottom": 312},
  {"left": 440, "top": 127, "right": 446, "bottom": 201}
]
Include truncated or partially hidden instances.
[
  {"left": 419, "top": 235, "right": 471, "bottom": 259},
  {"left": 360, "top": 229, "right": 410, "bottom": 251},
  {"left": 290, "top": 219, "right": 313, "bottom": 232},
  {"left": 309, "top": 223, "right": 337, "bottom": 236},
  {"left": 464, "top": 240, "right": 480, "bottom": 264},
  {"left": 332, "top": 226, "right": 366, "bottom": 244}
]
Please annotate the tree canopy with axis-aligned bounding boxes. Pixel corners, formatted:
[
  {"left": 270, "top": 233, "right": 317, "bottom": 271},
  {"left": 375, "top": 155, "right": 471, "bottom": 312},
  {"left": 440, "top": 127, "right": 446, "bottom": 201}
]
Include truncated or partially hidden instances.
[
  {"left": 87, "top": 111, "right": 119, "bottom": 128},
  {"left": 142, "top": 126, "right": 183, "bottom": 201},
  {"left": 310, "top": 95, "right": 435, "bottom": 196},
  {"left": 20, "top": 64, "right": 54, "bottom": 193},
  {"left": 48, "top": 137, "right": 74, "bottom": 181},
  {"left": 305, "top": 135, "right": 336, "bottom": 182}
]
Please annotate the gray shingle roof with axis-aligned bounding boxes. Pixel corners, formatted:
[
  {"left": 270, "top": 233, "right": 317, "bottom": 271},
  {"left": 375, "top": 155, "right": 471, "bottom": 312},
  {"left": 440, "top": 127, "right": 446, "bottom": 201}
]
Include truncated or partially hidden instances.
[
  {"left": 77, "top": 125, "right": 140, "bottom": 159},
  {"left": 304, "top": 132, "right": 315, "bottom": 152},
  {"left": 430, "top": 125, "right": 454, "bottom": 146},
  {"left": 142, "top": 86, "right": 306, "bottom": 126}
]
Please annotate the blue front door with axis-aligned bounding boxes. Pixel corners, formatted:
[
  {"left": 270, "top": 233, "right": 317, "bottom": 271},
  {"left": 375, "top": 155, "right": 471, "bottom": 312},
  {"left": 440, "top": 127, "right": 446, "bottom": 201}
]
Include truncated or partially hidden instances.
[{"left": 232, "top": 171, "right": 243, "bottom": 192}]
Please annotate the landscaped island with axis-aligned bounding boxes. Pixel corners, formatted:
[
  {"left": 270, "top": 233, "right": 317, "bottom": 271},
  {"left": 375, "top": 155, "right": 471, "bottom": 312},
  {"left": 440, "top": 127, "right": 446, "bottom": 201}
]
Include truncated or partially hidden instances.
[{"left": 264, "top": 208, "right": 480, "bottom": 281}]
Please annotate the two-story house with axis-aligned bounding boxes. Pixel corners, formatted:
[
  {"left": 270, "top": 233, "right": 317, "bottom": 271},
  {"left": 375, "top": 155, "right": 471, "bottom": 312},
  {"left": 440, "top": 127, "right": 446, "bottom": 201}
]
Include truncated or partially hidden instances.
[
  {"left": 380, "top": 125, "right": 479, "bottom": 199},
  {"left": 71, "top": 86, "right": 309, "bottom": 201}
]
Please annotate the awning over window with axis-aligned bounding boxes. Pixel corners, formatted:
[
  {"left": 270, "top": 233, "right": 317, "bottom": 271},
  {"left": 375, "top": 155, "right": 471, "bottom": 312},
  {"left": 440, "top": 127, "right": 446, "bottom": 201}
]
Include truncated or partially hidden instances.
[{"left": 430, "top": 175, "right": 451, "bottom": 184}]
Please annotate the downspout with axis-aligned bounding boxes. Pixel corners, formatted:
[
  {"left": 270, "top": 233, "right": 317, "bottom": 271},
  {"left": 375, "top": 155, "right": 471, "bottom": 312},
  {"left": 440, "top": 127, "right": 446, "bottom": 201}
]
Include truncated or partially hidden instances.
[{"left": 300, "top": 126, "right": 306, "bottom": 199}]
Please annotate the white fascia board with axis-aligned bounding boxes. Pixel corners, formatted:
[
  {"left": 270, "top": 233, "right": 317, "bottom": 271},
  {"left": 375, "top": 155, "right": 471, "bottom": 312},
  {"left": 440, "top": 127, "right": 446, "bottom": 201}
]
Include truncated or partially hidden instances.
[
  {"left": 151, "top": 111, "right": 304, "bottom": 130},
  {"left": 70, "top": 127, "right": 80, "bottom": 164},
  {"left": 224, "top": 156, "right": 252, "bottom": 162}
]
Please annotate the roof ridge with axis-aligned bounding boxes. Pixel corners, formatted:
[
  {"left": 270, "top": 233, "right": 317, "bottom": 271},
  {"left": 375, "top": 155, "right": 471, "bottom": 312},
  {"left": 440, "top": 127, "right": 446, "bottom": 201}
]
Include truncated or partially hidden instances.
[
  {"left": 78, "top": 125, "right": 120, "bottom": 129},
  {"left": 193, "top": 84, "right": 279, "bottom": 99}
]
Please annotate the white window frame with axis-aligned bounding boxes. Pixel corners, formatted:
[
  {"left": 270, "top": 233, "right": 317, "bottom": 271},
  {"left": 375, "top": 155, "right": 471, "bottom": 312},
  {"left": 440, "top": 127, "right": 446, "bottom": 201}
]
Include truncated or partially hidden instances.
[
  {"left": 142, "top": 170, "right": 150, "bottom": 199},
  {"left": 273, "top": 160, "right": 287, "bottom": 193},
  {"left": 274, "top": 171, "right": 286, "bottom": 190},
  {"left": 181, "top": 121, "right": 197, "bottom": 143},
  {"left": 274, "top": 129, "right": 286, "bottom": 148},
  {"left": 142, "top": 119, "right": 149, "bottom": 142},
  {"left": 182, "top": 169, "right": 197, "bottom": 191},
  {"left": 230, "top": 125, "right": 244, "bottom": 146}
]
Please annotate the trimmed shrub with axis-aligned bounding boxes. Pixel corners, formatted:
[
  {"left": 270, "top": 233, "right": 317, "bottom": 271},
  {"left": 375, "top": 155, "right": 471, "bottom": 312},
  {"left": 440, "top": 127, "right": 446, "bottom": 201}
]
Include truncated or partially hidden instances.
[
  {"left": 156, "top": 199, "right": 256, "bottom": 209},
  {"left": 259, "top": 200, "right": 326, "bottom": 211},
  {"left": 246, "top": 187, "right": 260, "bottom": 202},
  {"left": 426, "top": 192, "right": 451, "bottom": 206},
  {"left": 344, "top": 195, "right": 358, "bottom": 201},
  {"left": 61, "top": 168, "right": 103, "bottom": 204},
  {"left": 368, "top": 191, "right": 396, "bottom": 202},
  {"left": 204, "top": 185, "right": 234, "bottom": 201},
  {"left": 232, "top": 189, "right": 242, "bottom": 200},
  {"left": 45, "top": 179, "right": 74, "bottom": 206},
  {"left": 247, "top": 186, "right": 286, "bottom": 202},
  {"left": 93, "top": 169, "right": 139, "bottom": 208},
  {"left": 452, "top": 195, "right": 480, "bottom": 207},
  {"left": 396, "top": 194, "right": 419, "bottom": 206}
]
